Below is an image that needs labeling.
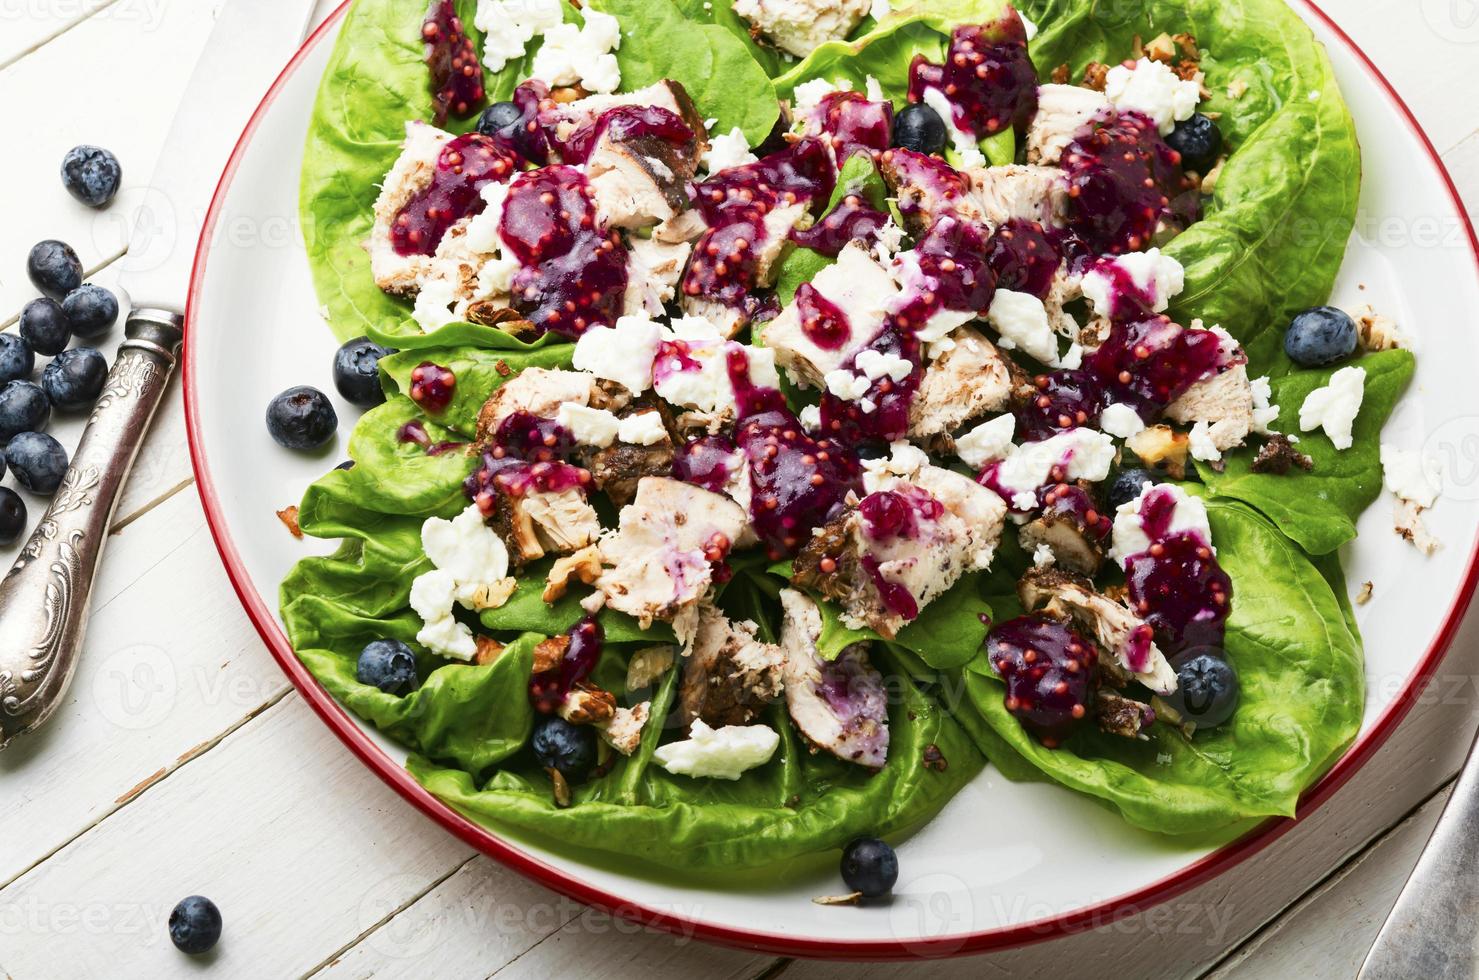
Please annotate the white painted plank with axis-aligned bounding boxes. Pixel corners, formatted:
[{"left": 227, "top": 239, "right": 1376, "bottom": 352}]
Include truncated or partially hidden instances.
[
  {"left": 1445, "top": 129, "right": 1479, "bottom": 219},
  {"left": 0, "top": 694, "right": 475, "bottom": 979},
  {"left": 1208, "top": 786, "right": 1453, "bottom": 979},
  {"left": 0, "top": 0, "right": 117, "bottom": 69}
]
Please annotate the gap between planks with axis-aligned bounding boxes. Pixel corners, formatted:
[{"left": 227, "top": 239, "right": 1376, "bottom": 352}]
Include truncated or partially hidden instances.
[{"left": 0, "top": 0, "right": 123, "bottom": 73}]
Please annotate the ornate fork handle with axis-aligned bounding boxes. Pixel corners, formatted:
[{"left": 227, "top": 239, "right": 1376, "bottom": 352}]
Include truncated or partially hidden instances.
[{"left": 0, "top": 309, "right": 184, "bottom": 748}]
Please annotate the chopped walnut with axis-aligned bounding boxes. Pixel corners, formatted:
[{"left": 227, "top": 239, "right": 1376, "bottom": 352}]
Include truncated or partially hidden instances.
[
  {"left": 1095, "top": 691, "right": 1155, "bottom": 739},
  {"left": 494, "top": 359, "right": 513, "bottom": 377},
  {"left": 1350, "top": 303, "right": 1410, "bottom": 351},
  {"left": 1174, "top": 59, "right": 1203, "bottom": 83},
  {"left": 1130, "top": 34, "right": 1144, "bottom": 59},
  {"left": 276, "top": 506, "right": 303, "bottom": 539},
  {"left": 548, "top": 768, "right": 572, "bottom": 808},
  {"left": 463, "top": 578, "right": 518, "bottom": 611},
  {"left": 1144, "top": 33, "right": 1177, "bottom": 63},
  {"left": 1051, "top": 63, "right": 1071, "bottom": 84},
  {"left": 549, "top": 85, "right": 588, "bottom": 104},
  {"left": 922, "top": 744, "right": 948, "bottom": 772},
  {"left": 1251, "top": 435, "right": 1315, "bottom": 475},
  {"left": 542, "top": 544, "right": 604, "bottom": 602},
  {"left": 1356, "top": 581, "right": 1374, "bottom": 606},
  {"left": 474, "top": 636, "right": 506, "bottom": 666},
  {"left": 1172, "top": 32, "right": 1200, "bottom": 60},
  {"left": 1126, "top": 425, "right": 1190, "bottom": 479},
  {"left": 627, "top": 644, "right": 677, "bottom": 690},
  {"left": 1227, "top": 78, "right": 1249, "bottom": 100},
  {"left": 533, "top": 635, "right": 569, "bottom": 674},
  {"left": 1200, "top": 156, "right": 1227, "bottom": 193},
  {"left": 560, "top": 684, "right": 618, "bottom": 725},
  {"left": 1082, "top": 62, "right": 1109, "bottom": 91}
]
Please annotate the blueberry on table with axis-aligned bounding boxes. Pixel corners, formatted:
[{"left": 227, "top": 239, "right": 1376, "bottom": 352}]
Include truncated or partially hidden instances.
[
  {"left": 42, "top": 348, "right": 108, "bottom": 412},
  {"left": 19, "top": 298, "right": 71, "bottom": 356},
  {"left": 266, "top": 386, "right": 338, "bottom": 451},
  {"left": 531, "top": 716, "right": 596, "bottom": 782},
  {"left": 0, "top": 381, "right": 53, "bottom": 443},
  {"left": 1165, "top": 113, "right": 1222, "bottom": 174},
  {"left": 0, "top": 488, "right": 25, "bottom": 546},
  {"left": 356, "top": 638, "right": 418, "bottom": 694},
  {"left": 0, "top": 333, "right": 35, "bottom": 385},
  {"left": 333, "top": 336, "right": 391, "bottom": 407},
  {"left": 168, "top": 895, "right": 222, "bottom": 955},
  {"left": 60, "top": 145, "right": 123, "bottom": 208},
  {"left": 892, "top": 103, "right": 947, "bottom": 156},
  {"left": 27, "top": 240, "right": 83, "bottom": 298},
  {"left": 840, "top": 837, "right": 898, "bottom": 899},
  {"left": 62, "top": 284, "right": 120, "bottom": 338},
  {"left": 1107, "top": 468, "right": 1160, "bottom": 512},
  {"left": 1162, "top": 650, "right": 1240, "bottom": 729},
  {"left": 1285, "top": 306, "right": 1358, "bottom": 367},
  {"left": 6, "top": 432, "right": 68, "bottom": 494}
]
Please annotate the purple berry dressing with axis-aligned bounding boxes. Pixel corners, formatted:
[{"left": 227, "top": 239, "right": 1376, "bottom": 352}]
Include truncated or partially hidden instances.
[
  {"left": 817, "top": 323, "right": 922, "bottom": 444},
  {"left": 529, "top": 615, "right": 605, "bottom": 712},
  {"left": 1085, "top": 315, "right": 1228, "bottom": 418},
  {"left": 988, "top": 615, "right": 1097, "bottom": 747},
  {"left": 421, "top": 0, "right": 485, "bottom": 126},
  {"left": 486, "top": 80, "right": 552, "bottom": 165},
  {"left": 808, "top": 91, "right": 894, "bottom": 167},
  {"left": 552, "top": 104, "right": 696, "bottom": 166},
  {"left": 1014, "top": 369, "right": 1103, "bottom": 442},
  {"left": 1119, "top": 487, "right": 1233, "bottom": 654},
  {"left": 790, "top": 191, "right": 890, "bottom": 258},
  {"left": 390, "top": 134, "right": 519, "bottom": 257},
  {"left": 985, "top": 219, "right": 1062, "bottom": 300},
  {"left": 736, "top": 407, "right": 862, "bottom": 559},
  {"left": 880, "top": 148, "right": 975, "bottom": 226},
  {"left": 499, "top": 166, "right": 628, "bottom": 338},
  {"left": 906, "top": 14, "right": 1038, "bottom": 138},
  {"left": 408, "top": 362, "right": 456, "bottom": 413},
  {"left": 792, "top": 283, "right": 852, "bottom": 350},
  {"left": 396, "top": 419, "right": 464, "bottom": 456},
  {"left": 672, "top": 434, "right": 741, "bottom": 494}
]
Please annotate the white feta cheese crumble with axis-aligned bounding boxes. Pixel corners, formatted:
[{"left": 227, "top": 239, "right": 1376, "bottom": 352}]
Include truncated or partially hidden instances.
[
  {"left": 1381, "top": 445, "right": 1442, "bottom": 509},
  {"left": 410, "top": 569, "right": 477, "bottom": 661},
  {"left": 617, "top": 411, "right": 668, "bottom": 446},
  {"left": 1032, "top": 542, "right": 1056, "bottom": 568},
  {"left": 921, "top": 86, "right": 985, "bottom": 169},
  {"left": 855, "top": 348, "right": 913, "bottom": 382},
  {"left": 954, "top": 413, "right": 1016, "bottom": 469},
  {"left": 531, "top": 7, "right": 622, "bottom": 94},
  {"left": 869, "top": 0, "right": 891, "bottom": 20},
  {"left": 1104, "top": 57, "right": 1203, "bottom": 135},
  {"left": 799, "top": 404, "right": 822, "bottom": 430},
  {"left": 1099, "top": 402, "right": 1146, "bottom": 439},
  {"left": 990, "top": 428, "right": 1116, "bottom": 509},
  {"left": 702, "top": 127, "right": 758, "bottom": 173},
  {"left": 557, "top": 403, "right": 621, "bottom": 448},
  {"left": 422, "top": 504, "right": 514, "bottom": 608},
  {"left": 987, "top": 289, "right": 1060, "bottom": 366},
  {"left": 861, "top": 441, "right": 931, "bottom": 492},
  {"left": 865, "top": 74, "right": 886, "bottom": 103},
  {"left": 1018, "top": 10, "right": 1038, "bottom": 40},
  {"left": 1080, "top": 249, "right": 1186, "bottom": 317},
  {"left": 572, "top": 315, "right": 664, "bottom": 394},
  {"left": 1249, "top": 375, "right": 1281, "bottom": 434},
  {"left": 873, "top": 215, "right": 905, "bottom": 263},
  {"left": 652, "top": 720, "right": 780, "bottom": 779},
  {"left": 412, "top": 278, "right": 459, "bottom": 333},
  {"left": 656, "top": 337, "right": 782, "bottom": 415},
  {"left": 1298, "top": 365, "right": 1366, "bottom": 451},
  {"left": 1109, "top": 482, "right": 1213, "bottom": 566},
  {"left": 793, "top": 77, "right": 850, "bottom": 118},
  {"left": 462, "top": 180, "right": 512, "bottom": 254},
  {"left": 475, "top": 0, "right": 564, "bottom": 73},
  {"left": 824, "top": 368, "right": 874, "bottom": 402},
  {"left": 1188, "top": 420, "right": 1221, "bottom": 462}
]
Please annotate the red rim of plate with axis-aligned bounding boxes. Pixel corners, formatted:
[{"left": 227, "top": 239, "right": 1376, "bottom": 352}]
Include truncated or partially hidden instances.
[{"left": 184, "top": 0, "right": 1479, "bottom": 960}]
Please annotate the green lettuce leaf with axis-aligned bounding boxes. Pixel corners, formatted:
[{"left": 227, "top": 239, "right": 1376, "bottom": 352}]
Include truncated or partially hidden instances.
[
  {"left": 772, "top": 152, "right": 890, "bottom": 304},
  {"left": 378, "top": 343, "right": 576, "bottom": 438}
]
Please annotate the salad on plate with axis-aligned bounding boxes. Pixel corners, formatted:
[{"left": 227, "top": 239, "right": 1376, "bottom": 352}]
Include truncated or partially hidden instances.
[{"left": 278, "top": 0, "right": 1438, "bottom": 879}]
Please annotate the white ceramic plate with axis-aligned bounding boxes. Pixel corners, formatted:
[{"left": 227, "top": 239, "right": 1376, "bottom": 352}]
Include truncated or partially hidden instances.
[{"left": 185, "top": 0, "right": 1479, "bottom": 957}]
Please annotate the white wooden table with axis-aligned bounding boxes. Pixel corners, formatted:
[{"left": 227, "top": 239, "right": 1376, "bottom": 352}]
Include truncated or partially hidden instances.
[{"left": 0, "top": 1, "right": 1475, "bottom": 976}]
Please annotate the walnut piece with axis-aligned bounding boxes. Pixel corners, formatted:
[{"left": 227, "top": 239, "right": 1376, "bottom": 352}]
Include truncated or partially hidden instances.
[
  {"left": 1251, "top": 435, "right": 1314, "bottom": 475},
  {"left": 276, "top": 506, "right": 303, "bottom": 539}
]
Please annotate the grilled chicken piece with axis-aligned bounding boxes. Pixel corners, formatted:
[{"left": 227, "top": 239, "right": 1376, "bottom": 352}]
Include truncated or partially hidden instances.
[
  {"left": 588, "top": 125, "right": 703, "bottom": 230},
  {"left": 600, "top": 702, "right": 651, "bottom": 755},
  {"left": 907, "top": 326, "right": 1023, "bottom": 442},
  {"left": 584, "top": 408, "right": 676, "bottom": 507},
  {"left": 1027, "top": 84, "right": 1111, "bottom": 165},
  {"left": 733, "top": 0, "right": 870, "bottom": 58},
  {"left": 878, "top": 147, "right": 984, "bottom": 236},
  {"left": 1093, "top": 690, "right": 1155, "bottom": 739},
  {"left": 1017, "top": 567, "right": 1176, "bottom": 694},
  {"left": 1164, "top": 362, "right": 1255, "bottom": 452},
  {"left": 1017, "top": 481, "right": 1110, "bottom": 577},
  {"left": 368, "top": 122, "right": 455, "bottom": 296},
  {"left": 679, "top": 201, "right": 811, "bottom": 338},
  {"left": 475, "top": 368, "right": 601, "bottom": 443},
  {"left": 489, "top": 486, "right": 602, "bottom": 567},
  {"left": 624, "top": 237, "right": 693, "bottom": 316},
  {"left": 967, "top": 165, "right": 1070, "bottom": 230},
  {"left": 762, "top": 242, "right": 898, "bottom": 387},
  {"left": 778, "top": 589, "right": 889, "bottom": 769},
  {"left": 596, "top": 477, "right": 749, "bottom": 643},
  {"left": 679, "top": 604, "right": 786, "bottom": 727}
]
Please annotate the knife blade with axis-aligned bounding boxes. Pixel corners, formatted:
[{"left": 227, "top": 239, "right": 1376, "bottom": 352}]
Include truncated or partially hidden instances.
[{"left": 117, "top": 0, "right": 319, "bottom": 311}]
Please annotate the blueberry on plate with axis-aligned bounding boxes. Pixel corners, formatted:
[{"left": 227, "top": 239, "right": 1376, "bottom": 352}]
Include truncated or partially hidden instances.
[
  {"left": 42, "top": 347, "right": 108, "bottom": 411},
  {"left": 0, "top": 487, "right": 25, "bottom": 546},
  {"left": 0, "top": 333, "right": 35, "bottom": 385},
  {"left": 168, "top": 895, "right": 222, "bottom": 955},
  {"left": 61, "top": 284, "right": 119, "bottom": 339},
  {"left": 266, "top": 386, "right": 338, "bottom": 451},
  {"left": 356, "top": 638, "right": 418, "bottom": 694},
  {"left": 1166, "top": 113, "right": 1222, "bottom": 174},
  {"left": 333, "top": 336, "right": 391, "bottom": 407},
  {"left": 840, "top": 837, "right": 898, "bottom": 899},
  {"left": 0, "top": 381, "right": 53, "bottom": 443},
  {"left": 476, "top": 100, "right": 523, "bottom": 136},
  {"left": 60, "top": 145, "right": 123, "bottom": 208},
  {"left": 892, "top": 103, "right": 947, "bottom": 156},
  {"left": 1285, "top": 306, "right": 1358, "bottom": 367},
  {"left": 531, "top": 716, "right": 596, "bottom": 782},
  {"left": 27, "top": 240, "right": 83, "bottom": 298},
  {"left": 6, "top": 432, "right": 68, "bottom": 494},
  {"left": 19, "top": 298, "right": 71, "bottom": 356},
  {"left": 1107, "top": 468, "right": 1160, "bottom": 512},
  {"left": 1162, "top": 649, "right": 1240, "bottom": 729}
]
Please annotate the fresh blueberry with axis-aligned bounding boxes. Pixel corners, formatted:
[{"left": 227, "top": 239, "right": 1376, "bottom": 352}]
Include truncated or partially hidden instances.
[
  {"left": 0, "top": 334, "right": 35, "bottom": 385},
  {"left": 840, "top": 837, "right": 898, "bottom": 899},
  {"left": 19, "top": 298, "right": 71, "bottom": 356},
  {"left": 0, "top": 381, "right": 52, "bottom": 443},
  {"left": 333, "top": 337, "right": 391, "bottom": 407},
  {"left": 27, "top": 240, "right": 83, "bottom": 299},
  {"left": 6, "top": 432, "right": 68, "bottom": 494},
  {"left": 892, "top": 103, "right": 947, "bottom": 156},
  {"left": 1162, "top": 650, "right": 1240, "bottom": 729},
  {"left": 356, "top": 638, "right": 418, "bottom": 694},
  {"left": 1166, "top": 113, "right": 1222, "bottom": 174},
  {"left": 266, "top": 386, "right": 338, "bottom": 451},
  {"left": 60, "top": 145, "right": 123, "bottom": 208},
  {"left": 168, "top": 895, "right": 222, "bottom": 955},
  {"left": 531, "top": 716, "right": 596, "bottom": 782},
  {"left": 1107, "top": 468, "right": 1160, "bottom": 512},
  {"left": 42, "top": 347, "right": 108, "bottom": 411},
  {"left": 61, "top": 284, "right": 119, "bottom": 338},
  {"left": 1285, "top": 306, "right": 1358, "bottom": 367},
  {"left": 335, "top": 460, "right": 356, "bottom": 471},
  {"left": 476, "top": 100, "right": 523, "bottom": 136},
  {"left": 0, "top": 488, "right": 25, "bottom": 546}
]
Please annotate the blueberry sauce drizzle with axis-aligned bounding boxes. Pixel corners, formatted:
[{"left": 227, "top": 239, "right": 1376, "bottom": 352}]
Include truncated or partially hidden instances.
[
  {"left": 552, "top": 104, "right": 696, "bottom": 166},
  {"left": 789, "top": 190, "right": 890, "bottom": 258},
  {"left": 390, "top": 134, "right": 519, "bottom": 257},
  {"left": 464, "top": 410, "right": 592, "bottom": 514},
  {"left": 986, "top": 219, "right": 1062, "bottom": 300},
  {"left": 499, "top": 166, "right": 627, "bottom": 338},
  {"left": 988, "top": 615, "right": 1097, "bottom": 747},
  {"left": 907, "top": 15, "right": 1038, "bottom": 138},
  {"left": 792, "top": 283, "right": 852, "bottom": 350},
  {"left": 808, "top": 92, "right": 894, "bottom": 167},
  {"left": 396, "top": 419, "right": 464, "bottom": 456},
  {"left": 1061, "top": 110, "right": 1200, "bottom": 255},
  {"left": 485, "top": 80, "right": 552, "bottom": 165},
  {"left": 672, "top": 434, "right": 741, "bottom": 494},
  {"left": 529, "top": 616, "right": 605, "bottom": 712},
  {"left": 408, "top": 362, "right": 456, "bottom": 413},
  {"left": 1121, "top": 487, "right": 1232, "bottom": 654},
  {"left": 421, "top": 0, "right": 485, "bottom": 126}
]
